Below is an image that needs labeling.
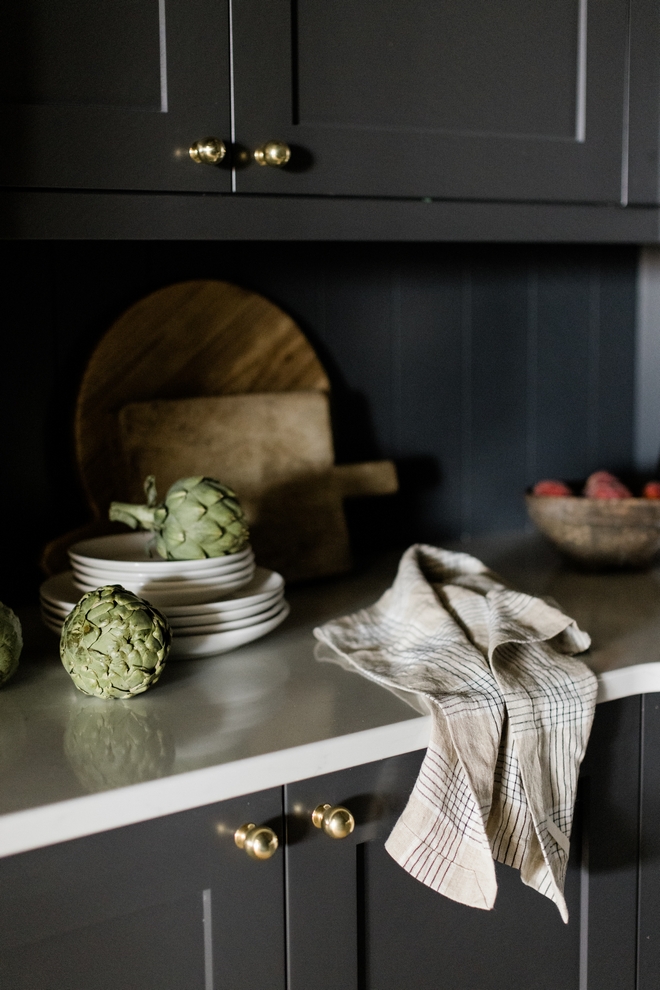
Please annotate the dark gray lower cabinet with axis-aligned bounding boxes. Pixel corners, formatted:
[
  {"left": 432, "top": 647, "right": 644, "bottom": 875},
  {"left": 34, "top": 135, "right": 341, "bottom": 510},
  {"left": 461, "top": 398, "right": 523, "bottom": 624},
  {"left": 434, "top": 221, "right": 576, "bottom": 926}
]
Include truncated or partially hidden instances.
[
  {"left": 0, "top": 789, "right": 285, "bottom": 990},
  {"left": 638, "top": 693, "right": 660, "bottom": 990},
  {"left": 0, "top": 696, "right": 651, "bottom": 988},
  {"left": 285, "top": 695, "right": 643, "bottom": 990}
]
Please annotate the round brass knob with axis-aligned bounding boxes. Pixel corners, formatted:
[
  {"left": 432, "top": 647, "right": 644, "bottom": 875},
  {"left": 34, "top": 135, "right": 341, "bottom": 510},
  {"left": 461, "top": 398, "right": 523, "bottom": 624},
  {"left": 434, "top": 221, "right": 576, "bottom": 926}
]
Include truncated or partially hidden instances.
[
  {"left": 189, "top": 137, "right": 227, "bottom": 165},
  {"left": 254, "top": 141, "right": 291, "bottom": 168},
  {"left": 234, "top": 823, "right": 279, "bottom": 860},
  {"left": 312, "top": 803, "right": 355, "bottom": 839}
]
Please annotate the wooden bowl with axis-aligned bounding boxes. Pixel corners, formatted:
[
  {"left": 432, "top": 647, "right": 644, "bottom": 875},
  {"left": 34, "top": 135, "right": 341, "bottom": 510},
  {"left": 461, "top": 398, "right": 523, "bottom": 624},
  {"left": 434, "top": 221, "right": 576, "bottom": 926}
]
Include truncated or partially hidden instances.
[{"left": 525, "top": 494, "right": 660, "bottom": 568}]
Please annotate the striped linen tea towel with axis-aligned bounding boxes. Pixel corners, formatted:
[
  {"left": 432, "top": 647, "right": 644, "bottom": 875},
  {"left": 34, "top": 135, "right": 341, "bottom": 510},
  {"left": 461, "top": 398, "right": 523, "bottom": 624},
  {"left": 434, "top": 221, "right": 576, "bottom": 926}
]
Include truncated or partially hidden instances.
[{"left": 314, "top": 544, "right": 596, "bottom": 921}]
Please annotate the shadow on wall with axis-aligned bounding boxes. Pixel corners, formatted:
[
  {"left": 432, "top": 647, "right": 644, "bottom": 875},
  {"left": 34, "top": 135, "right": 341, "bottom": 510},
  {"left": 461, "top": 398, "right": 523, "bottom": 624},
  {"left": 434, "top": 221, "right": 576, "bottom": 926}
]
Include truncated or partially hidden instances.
[{"left": 345, "top": 456, "right": 442, "bottom": 557}]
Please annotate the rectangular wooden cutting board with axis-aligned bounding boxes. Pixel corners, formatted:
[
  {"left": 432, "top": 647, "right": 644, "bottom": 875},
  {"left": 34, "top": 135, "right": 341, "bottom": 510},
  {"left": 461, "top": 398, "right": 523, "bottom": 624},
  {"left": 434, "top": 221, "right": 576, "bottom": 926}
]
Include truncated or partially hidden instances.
[{"left": 118, "top": 392, "right": 397, "bottom": 581}]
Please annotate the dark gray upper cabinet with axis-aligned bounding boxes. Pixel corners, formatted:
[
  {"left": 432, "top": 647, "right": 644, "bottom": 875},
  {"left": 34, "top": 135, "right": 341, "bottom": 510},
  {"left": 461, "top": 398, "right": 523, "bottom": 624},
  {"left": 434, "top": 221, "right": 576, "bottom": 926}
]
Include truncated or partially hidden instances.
[
  {"left": 0, "top": 0, "right": 231, "bottom": 191},
  {"left": 0, "top": 0, "right": 636, "bottom": 203},
  {"left": 234, "top": 0, "right": 629, "bottom": 201},
  {"left": 628, "top": 0, "right": 660, "bottom": 204}
]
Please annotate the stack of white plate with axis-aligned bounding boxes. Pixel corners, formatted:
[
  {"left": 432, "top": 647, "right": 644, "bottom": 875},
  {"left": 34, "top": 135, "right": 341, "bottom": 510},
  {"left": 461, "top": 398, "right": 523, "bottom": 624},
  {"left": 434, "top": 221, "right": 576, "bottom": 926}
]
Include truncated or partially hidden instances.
[
  {"left": 69, "top": 532, "right": 256, "bottom": 606},
  {"left": 40, "top": 533, "right": 289, "bottom": 658}
]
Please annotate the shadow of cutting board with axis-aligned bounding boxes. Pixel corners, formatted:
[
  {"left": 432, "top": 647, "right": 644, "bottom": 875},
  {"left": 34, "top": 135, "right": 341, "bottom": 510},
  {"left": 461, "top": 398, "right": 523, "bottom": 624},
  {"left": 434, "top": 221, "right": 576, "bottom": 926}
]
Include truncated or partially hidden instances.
[
  {"left": 42, "top": 280, "right": 397, "bottom": 580},
  {"left": 118, "top": 393, "right": 397, "bottom": 581}
]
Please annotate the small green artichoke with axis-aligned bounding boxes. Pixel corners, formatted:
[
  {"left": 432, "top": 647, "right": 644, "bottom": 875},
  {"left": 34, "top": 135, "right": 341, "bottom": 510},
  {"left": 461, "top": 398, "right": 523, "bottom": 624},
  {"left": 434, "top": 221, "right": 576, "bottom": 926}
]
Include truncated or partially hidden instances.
[
  {"left": 60, "top": 586, "right": 171, "bottom": 700},
  {"left": 0, "top": 602, "right": 22, "bottom": 687},
  {"left": 109, "top": 475, "right": 250, "bottom": 560}
]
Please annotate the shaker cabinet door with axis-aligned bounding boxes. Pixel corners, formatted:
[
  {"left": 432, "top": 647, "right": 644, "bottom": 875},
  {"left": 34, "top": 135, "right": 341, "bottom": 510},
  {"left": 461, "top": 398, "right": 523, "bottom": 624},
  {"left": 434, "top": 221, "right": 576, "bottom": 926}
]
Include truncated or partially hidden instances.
[
  {"left": 285, "top": 700, "right": 640, "bottom": 990},
  {"left": 233, "top": 0, "right": 629, "bottom": 202},
  {"left": 637, "top": 693, "right": 660, "bottom": 990},
  {"left": 0, "top": 789, "right": 285, "bottom": 990},
  {"left": 0, "top": 0, "right": 231, "bottom": 191}
]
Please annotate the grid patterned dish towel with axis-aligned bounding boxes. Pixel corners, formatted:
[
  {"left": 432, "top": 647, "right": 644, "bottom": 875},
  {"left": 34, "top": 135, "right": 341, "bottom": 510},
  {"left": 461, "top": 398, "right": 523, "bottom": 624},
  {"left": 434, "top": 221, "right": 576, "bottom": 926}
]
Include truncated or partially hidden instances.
[{"left": 314, "top": 544, "right": 596, "bottom": 921}]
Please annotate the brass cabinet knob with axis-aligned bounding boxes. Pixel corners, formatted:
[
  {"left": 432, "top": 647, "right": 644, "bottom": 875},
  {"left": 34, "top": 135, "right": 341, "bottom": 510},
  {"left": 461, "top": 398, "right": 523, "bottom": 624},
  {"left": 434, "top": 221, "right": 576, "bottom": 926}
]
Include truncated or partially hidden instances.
[
  {"left": 312, "top": 803, "right": 355, "bottom": 839},
  {"left": 254, "top": 141, "right": 291, "bottom": 168},
  {"left": 234, "top": 823, "right": 279, "bottom": 860},
  {"left": 189, "top": 137, "right": 227, "bottom": 164}
]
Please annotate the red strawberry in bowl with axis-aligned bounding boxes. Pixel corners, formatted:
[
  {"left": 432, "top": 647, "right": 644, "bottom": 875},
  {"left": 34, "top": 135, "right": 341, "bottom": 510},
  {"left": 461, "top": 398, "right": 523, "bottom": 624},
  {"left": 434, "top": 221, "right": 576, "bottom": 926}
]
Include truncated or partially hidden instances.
[
  {"left": 532, "top": 480, "right": 572, "bottom": 497},
  {"left": 583, "top": 471, "right": 632, "bottom": 499}
]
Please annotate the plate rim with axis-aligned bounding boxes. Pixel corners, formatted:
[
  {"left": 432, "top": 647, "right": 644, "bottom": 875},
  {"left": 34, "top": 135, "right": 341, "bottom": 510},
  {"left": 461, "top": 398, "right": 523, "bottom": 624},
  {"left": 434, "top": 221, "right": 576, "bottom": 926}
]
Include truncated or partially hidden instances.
[
  {"left": 71, "top": 563, "right": 256, "bottom": 592},
  {"left": 41, "top": 601, "right": 291, "bottom": 653},
  {"left": 41, "top": 567, "right": 284, "bottom": 613},
  {"left": 70, "top": 553, "right": 255, "bottom": 581},
  {"left": 169, "top": 601, "right": 290, "bottom": 658},
  {"left": 170, "top": 598, "right": 287, "bottom": 635},
  {"left": 69, "top": 532, "right": 252, "bottom": 570}
]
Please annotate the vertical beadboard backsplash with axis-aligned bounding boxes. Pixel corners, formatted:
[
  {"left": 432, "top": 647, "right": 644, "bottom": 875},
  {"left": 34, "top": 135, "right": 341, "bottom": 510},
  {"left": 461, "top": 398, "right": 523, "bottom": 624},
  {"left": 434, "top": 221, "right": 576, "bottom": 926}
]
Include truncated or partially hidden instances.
[{"left": 2, "top": 242, "right": 637, "bottom": 601}]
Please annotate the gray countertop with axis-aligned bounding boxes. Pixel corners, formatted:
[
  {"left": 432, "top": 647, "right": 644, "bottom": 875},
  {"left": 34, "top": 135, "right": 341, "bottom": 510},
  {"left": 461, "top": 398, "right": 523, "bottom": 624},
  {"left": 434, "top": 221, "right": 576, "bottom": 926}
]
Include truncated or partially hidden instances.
[{"left": 2, "top": 532, "right": 660, "bottom": 858}]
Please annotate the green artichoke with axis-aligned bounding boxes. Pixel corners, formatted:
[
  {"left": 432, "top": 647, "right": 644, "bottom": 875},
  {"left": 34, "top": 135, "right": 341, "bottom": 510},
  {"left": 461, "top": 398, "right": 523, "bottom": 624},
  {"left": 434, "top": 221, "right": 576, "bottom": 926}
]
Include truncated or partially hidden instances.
[
  {"left": 109, "top": 475, "right": 250, "bottom": 560},
  {"left": 0, "top": 601, "right": 22, "bottom": 687},
  {"left": 60, "top": 585, "right": 171, "bottom": 700}
]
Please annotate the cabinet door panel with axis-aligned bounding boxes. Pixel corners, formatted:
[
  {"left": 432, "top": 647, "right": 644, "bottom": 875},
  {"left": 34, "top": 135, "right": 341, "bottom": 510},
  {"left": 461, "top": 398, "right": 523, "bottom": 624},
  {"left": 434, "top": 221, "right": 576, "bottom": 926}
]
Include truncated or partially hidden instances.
[
  {"left": 0, "top": 790, "right": 285, "bottom": 990},
  {"left": 638, "top": 693, "right": 660, "bottom": 990},
  {"left": 362, "top": 842, "right": 581, "bottom": 990},
  {"left": 286, "top": 701, "right": 640, "bottom": 990},
  {"left": 581, "top": 696, "right": 641, "bottom": 990},
  {"left": 0, "top": 0, "right": 231, "bottom": 191},
  {"left": 286, "top": 753, "right": 581, "bottom": 990},
  {"left": 0, "top": 893, "right": 204, "bottom": 990},
  {"left": 234, "top": 0, "right": 628, "bottom": 201}
]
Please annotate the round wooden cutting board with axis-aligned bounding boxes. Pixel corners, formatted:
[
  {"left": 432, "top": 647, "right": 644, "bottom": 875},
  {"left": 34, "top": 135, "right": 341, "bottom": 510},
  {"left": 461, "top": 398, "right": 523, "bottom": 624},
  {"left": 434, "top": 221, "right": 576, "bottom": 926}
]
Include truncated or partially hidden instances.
[
  {"left": 43, "top": 280, "right": 397, "bottom": 581},
  {"left": 75, "top": 279, "right": 330, "bottom": 520}
]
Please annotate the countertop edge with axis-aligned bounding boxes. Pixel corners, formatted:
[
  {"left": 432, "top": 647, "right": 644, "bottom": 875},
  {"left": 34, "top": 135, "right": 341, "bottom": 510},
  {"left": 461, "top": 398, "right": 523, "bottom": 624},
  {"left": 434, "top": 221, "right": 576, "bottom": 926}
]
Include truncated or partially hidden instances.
[
  {"left": 596, "top": 662, "right": 660, "bottom": 703},
  {"left": 0, "top": 715, "right": 432, "bottom": 860},
  {"left": 2, "top": 665, "right": 659, "bottom": 860}
]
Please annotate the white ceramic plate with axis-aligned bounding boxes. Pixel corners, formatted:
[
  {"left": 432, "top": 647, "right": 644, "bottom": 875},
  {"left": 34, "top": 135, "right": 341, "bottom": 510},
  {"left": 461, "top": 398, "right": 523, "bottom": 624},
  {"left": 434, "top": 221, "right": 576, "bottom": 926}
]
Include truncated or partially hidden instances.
[
  {"left": 69, "top": 532, "right": 252, "bottom": 573},
  {"left": 39, "top": 574, "right": 79, "bottom": 611},
  {"left": 40, "top": 610, "right": 63, "bottom": 636},
  {"left": 71, "top": 560, "right": 255, "bottom": 590},
  {"left": 41, "top": 567, "right": 284, "bottom": 615},
  {"left": 72, "top": 568, "right": 255, "bottom": 606},
  {"left": 40, "top": 591, "right": 285, "bottom": 632},
  {"left": 173, "top": 598, "right": 287, "bottom": 635},
  {"left": 169, "top": 602, "right": 290, "bottom": 658},
  {"left": 163, "top": 568, "right": 285, "bottom": 617},
  {"left": 42, "top": 601, "right": 291, "bottom": 658},
  {"left": 42, "top": 592, "right": 284, "bottom": 630},
  {"left": 166, "top": 590, "right": 283, "bottom": 627},
  {"left": 70, "top": 551, "right": 255, "bottom": 584},
  {"left": 40, "top": 599, "right": 71, "bottom": 621}
]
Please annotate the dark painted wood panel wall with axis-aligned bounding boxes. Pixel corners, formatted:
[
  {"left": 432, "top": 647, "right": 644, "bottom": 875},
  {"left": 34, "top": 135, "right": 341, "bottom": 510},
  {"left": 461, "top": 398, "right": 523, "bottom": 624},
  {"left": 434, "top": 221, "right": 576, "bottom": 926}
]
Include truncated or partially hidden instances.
[{"left": 2, "top": 242, "right": 637, "bottom": 603}]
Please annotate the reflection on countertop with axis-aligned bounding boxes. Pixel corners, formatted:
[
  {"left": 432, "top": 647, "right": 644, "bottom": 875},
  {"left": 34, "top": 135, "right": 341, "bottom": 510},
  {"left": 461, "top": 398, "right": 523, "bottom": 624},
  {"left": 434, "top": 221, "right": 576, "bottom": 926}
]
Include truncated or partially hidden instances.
[
  {"left": 5, "top": 553, "right": 407, "bottom": 815},
  {"left": 5, "top": 531, "right": 660, "bottom": 824}
]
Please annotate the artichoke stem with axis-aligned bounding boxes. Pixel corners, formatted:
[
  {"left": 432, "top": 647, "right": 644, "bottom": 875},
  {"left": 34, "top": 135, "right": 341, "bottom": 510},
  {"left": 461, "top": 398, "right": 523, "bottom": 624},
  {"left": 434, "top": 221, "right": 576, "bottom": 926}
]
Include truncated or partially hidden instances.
[
  {"left": 144, "top": 475, "right": 158, "bottom": 508},
  {"left": 108, "top": 501, "right": 158, "bottom": 531}
]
